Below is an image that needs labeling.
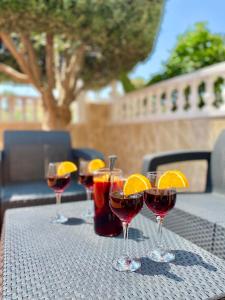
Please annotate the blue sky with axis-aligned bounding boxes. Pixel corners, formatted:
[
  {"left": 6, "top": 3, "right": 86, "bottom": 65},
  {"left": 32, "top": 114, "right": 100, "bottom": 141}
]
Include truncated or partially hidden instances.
[
  {"left": 1, "top": 0, "right": 225, "bottom": 97},
  {"left": 130, "top": 0, "right": 225, "bottom": 80}
]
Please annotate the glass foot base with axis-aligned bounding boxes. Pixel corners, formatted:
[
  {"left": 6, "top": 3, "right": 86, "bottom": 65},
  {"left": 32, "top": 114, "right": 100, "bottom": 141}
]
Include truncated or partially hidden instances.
[
  {"left": 82, "top": 207, "right": 94, "bottom": 224},
  {"left": 150, "top": 248, "right": 175, "bottom": 263},
  {"left": 51, "top": 214, "right": 68, "bottom": 224},
  {"left": 82, "top": 211, "right": 94, "bottom": 224},
  {"left": 113, "top": 256, "right": 141, "bottom": 272}
]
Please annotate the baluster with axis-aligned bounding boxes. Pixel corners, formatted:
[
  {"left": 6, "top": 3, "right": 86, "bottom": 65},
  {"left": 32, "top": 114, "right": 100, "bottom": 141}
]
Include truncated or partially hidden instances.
[
  {"left": 36, "top": 99, "right": 41, "bottom": 122},
  {"left": 125, "top": 98, "right": 129, "bottom": 119},
  {"left": 127, "top": 98, "right": 132, "bottom": 118},
  {"left": 220, "top": 76, "right": 225, "bottom": 110},
  {"left": 142, "top": 94, "right": 146, "bottom": 118},
  {"left": 32, "top": 99, "right": 38, "bottom": 121},
  {"left": 129, "top": 97, "right": 133, "bottom": 119},
  {"left": 140, "top": 97, "right": 144, "bottom": 116},
  {"left": 143, "top": 95, "right": 148, "bottom": 116},
  {"left": 22, "top": 97, "right": 27, "bottom": 121},
  {"left": 155, "top": 90, "right": 161, "bottom": 115},
  {"left": 142, "top": 96, "right": 146, "bottom": 116},
  {"left": 117, "top": 101, "right": 124, "bottom": 122},
  {"left": 151, "top": 94, "right": 156, "bottom": 114},
  {"left": 203, "top": 77, "right": 216, "bottom": 110},
  {"left": 146, "top": 94, "right": 152, "bottom": 115},
  {"left": 133, "top": 97, "right": 137, "bottom": 118},
  {"left": 139, "top": 97, "right": 144, "bottom": 117},
  {"left": 189, "top": 81, "right": 199, "bottom": 112},
  {"left": 164, "top": 89, "right": 171, "bottom": 113},
  {"left": 177, "top": 86, "right": 185, "bottom": 113},
  {"left": 134, "top": 97, "right": 137, "bottom": 118},
  {"left": 136, "top": 97, "right": 140, "bottom": 117},
  {"left": 8, "top": 96, "right": 15, "bottom": 121},
  {"left": 0, "top": 96, "right": 2, "bottom": 120},
  {"left": 167, "top": 88, "right": 174, "bottom": 113}
]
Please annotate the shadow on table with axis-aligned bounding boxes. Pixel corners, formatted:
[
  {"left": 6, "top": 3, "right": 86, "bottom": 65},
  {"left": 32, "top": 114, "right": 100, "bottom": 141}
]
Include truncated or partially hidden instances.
[
  {"left": 171, "top": 250, "right": 217, "bottom": 272},
  {"left": 63, "top": 217, "right": 85, "bottom": 226},
  {"left": 138, "top": 257, "right": 183, "bottom": 282},
  {"left": 116, "top": 227, "right": 149, "bottom": 242}
]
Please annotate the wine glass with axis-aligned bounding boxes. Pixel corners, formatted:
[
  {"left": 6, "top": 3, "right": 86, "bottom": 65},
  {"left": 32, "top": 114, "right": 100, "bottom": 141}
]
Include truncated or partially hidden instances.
[
  {"left": 144, "top": 171, "right": 177, "bottom": 262},
  {"left": 78, "top": 160, "right": 94, "bottom": 223},
  {"left": 109, "top": 174, "right": 144, "bottom": 272},
  {"left": 47, "top": 162, "right": 71, "bottom": 224}
]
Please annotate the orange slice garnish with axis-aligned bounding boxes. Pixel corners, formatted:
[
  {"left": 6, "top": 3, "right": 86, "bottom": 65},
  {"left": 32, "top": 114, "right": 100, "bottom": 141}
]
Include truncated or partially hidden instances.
[
  {"left": 57, "top": 161, "right": 77, "bottom": 176},
  {"left": 88, "top": 159, "right": 105, "bottom": 173},
  {"left": 157, "top": 170, "right": 189, "bottom": 189},
  {"left": 123, "top": 174, "right": 151, "bottom": 196},
  {"left": 94, "top": 174, "right": 109, "bottom": 182}
]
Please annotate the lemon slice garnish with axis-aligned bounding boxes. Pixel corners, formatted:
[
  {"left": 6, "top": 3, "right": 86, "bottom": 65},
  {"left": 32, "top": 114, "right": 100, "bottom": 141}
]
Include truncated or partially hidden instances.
[
  {"left": 57, "top": 161, "right": 77, "bottom": 176},
  {"left": 123, "top": 173, "right": 151, "bottom": 196},
  {"left": 157, "top": 170, "right": 189, "bottom": 189}
]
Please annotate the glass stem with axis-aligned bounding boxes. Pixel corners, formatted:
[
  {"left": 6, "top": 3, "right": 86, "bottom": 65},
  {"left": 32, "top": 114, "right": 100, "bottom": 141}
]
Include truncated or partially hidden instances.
[
  {"left": 56, "top": 192, "right": 61, "bottom": 205},
  {"left": 86, "top": 188, "right": 92, "bottom": 201},
  {"left": 122, "top": 222, "right": 129, "bottom": 257},
  {"left": 55, "top": 193, "right": 61, "bottom": 216},
  {"left": 156, "top": 215, "right": 164, "bottom": 249}
]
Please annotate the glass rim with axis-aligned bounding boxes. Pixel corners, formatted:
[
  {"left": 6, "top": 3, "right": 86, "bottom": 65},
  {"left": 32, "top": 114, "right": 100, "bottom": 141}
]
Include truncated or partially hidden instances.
[
  {"left": 146, "top": 170, "right": 166, "bottom": 175},
  {"left": 93, "top": 168, "right": 122, "bottom": 175},
  {"left": 145, "top": 187, "right": 177, "bottom": 192}
]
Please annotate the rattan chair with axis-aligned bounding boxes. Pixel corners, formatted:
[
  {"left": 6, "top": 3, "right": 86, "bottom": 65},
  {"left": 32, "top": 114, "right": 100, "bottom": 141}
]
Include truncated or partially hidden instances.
[
  {"left": 142, "top": 130, "right": 225, "bottom": 259},
  {"left": 0, "top": 130, "right": 104, "bottom": 221}
]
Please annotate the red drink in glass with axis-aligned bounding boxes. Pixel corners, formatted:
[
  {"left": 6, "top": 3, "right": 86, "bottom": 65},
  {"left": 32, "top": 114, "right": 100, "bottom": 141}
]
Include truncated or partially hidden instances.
[
  {"left": 79, "top": 173, "right": 94, "bottom": 190},
  {"left": 94, "top": 169, "right": 122, "bottom": 237},
  {"left": 144, "top": 189, "right": 176, "bottom": 218},
  {"left": 110, "top": 192, "right": 144, "bottom": 224},
  {"left": 47, "top": 175, "right": 71, "bottom": 193}
]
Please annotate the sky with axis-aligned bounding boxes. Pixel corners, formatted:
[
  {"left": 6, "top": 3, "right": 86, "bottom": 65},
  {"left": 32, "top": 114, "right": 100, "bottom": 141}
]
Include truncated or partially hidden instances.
[
  {"left": 0, "top": 0, "right": 225, "bottom": 97},
  {"left": 130, "top": 0, "right": 225, "bottom": 80}
]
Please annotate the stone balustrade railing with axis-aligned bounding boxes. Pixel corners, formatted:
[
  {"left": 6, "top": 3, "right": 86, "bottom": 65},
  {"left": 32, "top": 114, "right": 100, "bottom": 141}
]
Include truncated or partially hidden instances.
[
  {"left": 0, "top": 95, "right": 43, "bottom": 122},
  {"left": 111, "top": 61, "right": 225, "bottom": 123}
]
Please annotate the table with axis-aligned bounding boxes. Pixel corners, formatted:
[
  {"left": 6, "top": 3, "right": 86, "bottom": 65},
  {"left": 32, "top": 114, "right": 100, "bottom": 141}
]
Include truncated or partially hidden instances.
[{"left": 2, "top": 201, "right": 225, "bottom": 300}]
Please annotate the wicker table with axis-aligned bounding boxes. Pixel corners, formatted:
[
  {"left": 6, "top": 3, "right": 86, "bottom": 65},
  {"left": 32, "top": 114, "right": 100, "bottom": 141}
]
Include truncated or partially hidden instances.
[{"left": 2, "top": 201, "right": 225, "bottom": 300}]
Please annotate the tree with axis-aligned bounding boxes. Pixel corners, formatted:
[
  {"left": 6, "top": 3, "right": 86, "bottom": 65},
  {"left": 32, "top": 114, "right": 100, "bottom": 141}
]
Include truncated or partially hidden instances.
[
  {"left": 0, "top": 0, "right": 164, "bottom": 129},
  {"left": 148, "top": 22, "right": 225, "bottom": 85}
]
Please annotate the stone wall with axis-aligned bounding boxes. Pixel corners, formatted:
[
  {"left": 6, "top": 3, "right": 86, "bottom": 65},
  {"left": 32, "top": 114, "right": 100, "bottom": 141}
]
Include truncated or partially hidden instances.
[{"left": 70, "top": 103, "right": 225, "bottom": 192}]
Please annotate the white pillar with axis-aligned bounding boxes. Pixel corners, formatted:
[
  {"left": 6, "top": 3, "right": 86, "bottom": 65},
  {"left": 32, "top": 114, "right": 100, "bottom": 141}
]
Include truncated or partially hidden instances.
[
  {"left": 203, "top": 77, "right": 216, "bottom": 111},
  {"left": 189, "top": 81, "right": 199, "bottom": 112}
]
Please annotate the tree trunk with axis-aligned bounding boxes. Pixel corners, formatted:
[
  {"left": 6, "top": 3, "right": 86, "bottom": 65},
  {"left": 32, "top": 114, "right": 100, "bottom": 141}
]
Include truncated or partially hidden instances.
[{"left": 42, "top": 104, "right": 72, "bottom": 130}]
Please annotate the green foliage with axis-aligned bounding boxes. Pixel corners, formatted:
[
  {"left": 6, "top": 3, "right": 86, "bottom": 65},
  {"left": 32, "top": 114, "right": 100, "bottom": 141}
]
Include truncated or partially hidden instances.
[
  {"left": 148, "top": 22, "right": 225, "bottom": 85},
  {"left": 120, "top": 74, "right": 146, "bottom": 92},
  {"left": 0, "top": 0, "right": 164, "bottom": 88},
  {"left": 119, "top": 73, "right": 136, "bottom": 93}
]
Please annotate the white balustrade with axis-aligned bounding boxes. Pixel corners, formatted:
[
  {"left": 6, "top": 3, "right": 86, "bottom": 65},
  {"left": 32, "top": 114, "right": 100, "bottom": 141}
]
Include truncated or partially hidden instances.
[
  {"left": 0, "top": 95, "right": 42, "bottom": 122},
  {"left": 110, "top": 61, "right": 225, "bottom": 123}
]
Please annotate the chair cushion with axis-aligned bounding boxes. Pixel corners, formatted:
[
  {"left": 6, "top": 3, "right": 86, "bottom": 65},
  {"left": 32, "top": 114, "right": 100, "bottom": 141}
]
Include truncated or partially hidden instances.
[
  {"left": 176, "top": 192, "right": 225, "bottom": 223},
  {"left": 2, "top": 180, "right": 86, "bottom": 209}
]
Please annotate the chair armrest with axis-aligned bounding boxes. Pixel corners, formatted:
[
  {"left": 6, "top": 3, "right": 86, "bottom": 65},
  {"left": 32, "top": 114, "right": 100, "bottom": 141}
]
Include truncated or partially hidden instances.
[
  {"left": 142, "top": 150, "right": 212, "bottom": 192},
  {"left": 0, "top": 151, "right": 3, "bottom": 217},
  {"left": 0, "top": 150, "right": 3, "bottom": 186},
  {"left": 72, "top": 148, "right": 104, "bottom": 161}
]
